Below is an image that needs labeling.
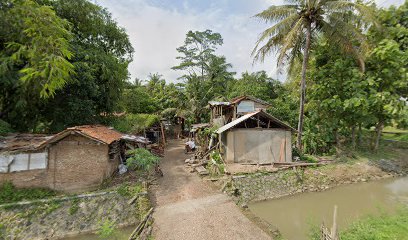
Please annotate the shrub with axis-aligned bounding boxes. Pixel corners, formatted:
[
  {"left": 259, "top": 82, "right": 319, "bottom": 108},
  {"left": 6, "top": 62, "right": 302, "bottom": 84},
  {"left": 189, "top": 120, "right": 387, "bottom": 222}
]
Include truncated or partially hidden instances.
[
  {"left": 69, "top": 198, "right": 80, "bottom": 215},
  {"left": 126, "top": 148, "right": 160, "bottom": 171},
  {"left": 0, "top": 182, "right": 56, "bottom": 204},
  {"left": 110, "top": 114, "right": 160, "bottom": 134},
  {"left": 0, "top": 120, "right": 13, "bottom": 136},
  {"left": 96, "top": 219, "right": 116, "bottom": 239},
  {"left": 116, "top": 183, "right": 142, "bottom": 197}
]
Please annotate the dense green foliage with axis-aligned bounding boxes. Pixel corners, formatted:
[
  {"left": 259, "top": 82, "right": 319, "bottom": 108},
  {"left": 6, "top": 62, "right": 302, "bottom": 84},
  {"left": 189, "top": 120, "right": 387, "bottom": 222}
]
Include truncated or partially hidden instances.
[
  {"left": 0, "top": 182, "right": 56, "bottom": 204},
  {"left": 0, "top": 120, "right": 13, "bottom": 136},
  {"left": 111, "top": 114, "right": 160, "bottom": 134},
  {"left": 0, "top": 0, "right": 405, "bottom": 157},
  {"left": 252, "top": 0, "right": 376, "bottom": 149},
  {"left": 126, "top": 148, "right": 160, "bottom": 171},
  {"left": 0, "top": 0, "right": 133, "bottom": 132},
  {"left": 0, "top": 0, "right": 74, "bottom": 98},
  {"left": 298, "top": 2, "right": 408, "bottom": 154}
]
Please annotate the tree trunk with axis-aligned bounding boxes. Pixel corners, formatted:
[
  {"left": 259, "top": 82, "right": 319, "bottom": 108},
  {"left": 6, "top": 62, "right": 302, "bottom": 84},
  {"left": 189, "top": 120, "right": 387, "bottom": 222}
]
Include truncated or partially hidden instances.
[
  {"left": 334, "top": 129, "right": 341, "bottom": 156},
  {"left": 357, "top": 123, "right": 362, "bottom": 147},
  {"left": 351, "top": 125, "right": 356, "bottom": 150},
  {"left": 374, "top": 121, "right": 384, "bottom": 151},
  {"left": 296, "top": 22, "right": 312, "bottom": 150}
]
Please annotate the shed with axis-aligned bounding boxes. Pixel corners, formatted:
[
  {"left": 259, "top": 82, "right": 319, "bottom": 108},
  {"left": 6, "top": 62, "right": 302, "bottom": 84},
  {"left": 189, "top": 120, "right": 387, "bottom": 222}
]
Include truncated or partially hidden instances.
[
  {"left": 217, "top": 110, "right": 295, "bottom": 164},
  {"left": 0, "top": 125, "right": 144, "bottom": 192}
]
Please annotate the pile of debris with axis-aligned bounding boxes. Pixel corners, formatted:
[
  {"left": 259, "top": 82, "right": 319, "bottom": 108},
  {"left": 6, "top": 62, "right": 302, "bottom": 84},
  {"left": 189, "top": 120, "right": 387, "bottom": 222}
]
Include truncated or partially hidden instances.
[{"left": 184, "top": 157, "right": 209, "bottom": 176}]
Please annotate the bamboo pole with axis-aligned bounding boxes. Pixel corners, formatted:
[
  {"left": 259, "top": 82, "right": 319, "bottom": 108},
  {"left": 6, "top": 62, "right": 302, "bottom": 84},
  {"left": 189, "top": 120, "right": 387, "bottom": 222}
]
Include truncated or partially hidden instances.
[
  {"left": 128, "top": 208, "right": 154, "bottom": 240},
  {"left": 331, "top": 205, "right": 338, "bottom": 240}
]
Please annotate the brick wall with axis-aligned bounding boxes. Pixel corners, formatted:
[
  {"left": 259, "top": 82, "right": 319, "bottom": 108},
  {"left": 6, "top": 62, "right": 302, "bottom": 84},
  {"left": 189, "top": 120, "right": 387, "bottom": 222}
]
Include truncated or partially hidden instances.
[
  {"left": 48, "top": 135, "right": 118, "bottom": 192},
  {"left": 0, "top": 134, "right": 120, "bottom": 192},
  {"left": 0, "top": 169, "right": 48, "bottom": 188}
]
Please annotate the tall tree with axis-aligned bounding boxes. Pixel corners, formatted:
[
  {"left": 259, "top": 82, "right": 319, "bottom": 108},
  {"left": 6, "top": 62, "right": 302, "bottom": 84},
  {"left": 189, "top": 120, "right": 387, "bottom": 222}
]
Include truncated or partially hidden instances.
[
  {"left": 252, "top": 0, "right": 376, "bottom": 150},
  {"left": 172, "top": 29, "right": 223, "bottom": 79},
  {"left": 173, "top": 30, "right": 234, "bottom": 123},
  {"left": 1, "top": 0, "right": 134, "bottom": 132}
]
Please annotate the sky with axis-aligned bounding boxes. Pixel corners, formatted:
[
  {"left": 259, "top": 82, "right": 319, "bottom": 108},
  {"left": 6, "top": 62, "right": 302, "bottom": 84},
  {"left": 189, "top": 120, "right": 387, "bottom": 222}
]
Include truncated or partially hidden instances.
[{"left": 96, "top": 0, "right": 405, "bottom": 83}]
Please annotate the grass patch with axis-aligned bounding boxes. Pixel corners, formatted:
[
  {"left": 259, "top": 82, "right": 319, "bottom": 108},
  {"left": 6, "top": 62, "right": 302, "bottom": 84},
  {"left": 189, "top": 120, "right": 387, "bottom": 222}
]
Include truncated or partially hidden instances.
[
  {"left": 97, "top": 219, "right": 116, "bottom": 239},
  {"left": 340, "top": 208, "right": 408, "bottom": 240},
  {"left": 309, "top": 208, "right": 408, "bottom": 240},
  {"left": 116, "top": 183, "right": 142, "bottom": 197},
  {"left": 0, "top": 182, "right": 57, "bottom": 204},
  {"left": 69, "top": 198, "right": 80, "bottom": 215}
]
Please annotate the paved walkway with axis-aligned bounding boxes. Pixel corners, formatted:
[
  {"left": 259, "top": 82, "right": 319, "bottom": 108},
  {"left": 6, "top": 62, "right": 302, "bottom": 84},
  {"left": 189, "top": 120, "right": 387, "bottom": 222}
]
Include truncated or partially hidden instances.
[{"left": 151, "top": 140, "right": 271, "bottom": 240}]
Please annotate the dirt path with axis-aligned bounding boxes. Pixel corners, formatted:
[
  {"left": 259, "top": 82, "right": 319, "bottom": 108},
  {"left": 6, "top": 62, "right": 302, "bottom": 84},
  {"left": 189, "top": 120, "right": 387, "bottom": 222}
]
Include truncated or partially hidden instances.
[{"left": 151, "top": 140, "right": 271, "bottom": 240}]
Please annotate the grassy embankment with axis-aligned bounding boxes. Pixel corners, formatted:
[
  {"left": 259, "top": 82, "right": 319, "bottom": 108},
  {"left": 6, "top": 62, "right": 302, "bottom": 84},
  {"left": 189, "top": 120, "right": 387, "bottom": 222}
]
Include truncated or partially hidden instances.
[
  {"left": 0, "top": 182, "right": 57, "bottom": 204},
  {"left": 310, "top": 207, "right": 408, "bottom": 240}
]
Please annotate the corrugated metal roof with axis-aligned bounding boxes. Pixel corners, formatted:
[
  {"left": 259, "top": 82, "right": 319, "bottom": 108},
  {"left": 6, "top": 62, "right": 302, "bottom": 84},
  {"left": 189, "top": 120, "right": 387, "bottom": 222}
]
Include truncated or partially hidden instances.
[
  {"left": 191, "top": 123, "right": 210, "bottom": 132},
  {"left": 216, "top": 110, "right": 296, "bottom": 134},
  {"left": 230, "top": 95, "right": 271, "bottom": 106},
  {"left": 0, "top": 134, "right": 53, "bottom": 153},
  {"left": 216, "top": 112, "right": 259, "bottom": 134},
  {"left": 208, "top": 101, "right": 231, "bottom": 106},
  {"left": 121, "top": 134, "right": 150, "bottom": 144}
]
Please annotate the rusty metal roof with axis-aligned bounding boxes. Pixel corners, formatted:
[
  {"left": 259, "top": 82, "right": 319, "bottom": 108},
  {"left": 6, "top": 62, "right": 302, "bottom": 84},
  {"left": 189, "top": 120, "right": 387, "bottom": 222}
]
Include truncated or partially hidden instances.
[
  {"left": 0, "top": 134, "right": 53, "bottom": 153},
  {"left": 230, "top": 95, "right": 271, "bottom": 106}
]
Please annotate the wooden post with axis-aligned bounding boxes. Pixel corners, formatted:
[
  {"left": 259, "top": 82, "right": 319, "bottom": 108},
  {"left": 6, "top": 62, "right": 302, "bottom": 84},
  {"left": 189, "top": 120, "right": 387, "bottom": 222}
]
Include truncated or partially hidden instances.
[
  {"left": 160, "top": 122, "right": 166, "bottom": 145},
  {"left": 331, "top": 205, "right": 338, "bottom": 240},
  {"left": 279, "top": 139, "right": 285, "bottom": 162}
]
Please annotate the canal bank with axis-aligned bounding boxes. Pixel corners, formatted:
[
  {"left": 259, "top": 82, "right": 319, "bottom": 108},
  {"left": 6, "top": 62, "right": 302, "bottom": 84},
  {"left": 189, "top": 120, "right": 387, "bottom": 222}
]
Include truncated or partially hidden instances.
[
  {"left": 218, "top": 155, "right": 408, "bottom": 239},
  {"left": 249, "top": 176, "right": 408, "bottom": 240},
  {"left": 224, "top": 161, "right": 401, "bottom": 204},
  {"left": 0, "top": 190, "right": 151, "bottom": 240}
]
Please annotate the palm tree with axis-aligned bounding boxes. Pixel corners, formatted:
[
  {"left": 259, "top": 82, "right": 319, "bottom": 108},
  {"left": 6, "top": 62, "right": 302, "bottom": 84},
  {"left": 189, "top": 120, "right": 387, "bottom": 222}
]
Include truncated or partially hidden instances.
[{"left": 252, "top": 0, "right": 376, "bottom": 150}]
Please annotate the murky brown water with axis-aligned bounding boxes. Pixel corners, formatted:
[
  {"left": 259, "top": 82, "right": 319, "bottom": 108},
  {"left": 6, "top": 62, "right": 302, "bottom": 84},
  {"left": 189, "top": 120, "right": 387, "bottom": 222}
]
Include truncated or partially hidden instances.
[
  {"left": 249, "top": 177, "right": 408, "bottom": 240},
  {"left": 60, "top": 225, "right": 134, "bottom": 240}
]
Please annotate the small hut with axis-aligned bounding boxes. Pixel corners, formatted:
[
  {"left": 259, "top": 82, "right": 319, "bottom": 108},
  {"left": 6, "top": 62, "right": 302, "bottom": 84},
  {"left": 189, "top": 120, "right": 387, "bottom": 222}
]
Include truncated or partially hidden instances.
[
  {"left": 216, "top": 110, "right": 296, "bottom": 164},
  {"left": 0, "top": 125, "right": 148, "bottom": 192}
]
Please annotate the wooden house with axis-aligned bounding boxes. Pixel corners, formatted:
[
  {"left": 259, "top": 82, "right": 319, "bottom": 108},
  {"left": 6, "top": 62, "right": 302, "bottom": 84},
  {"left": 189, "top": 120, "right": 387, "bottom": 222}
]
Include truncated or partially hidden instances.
[{"left": 208, "top": 96, "right": 296, "bottom": 164}]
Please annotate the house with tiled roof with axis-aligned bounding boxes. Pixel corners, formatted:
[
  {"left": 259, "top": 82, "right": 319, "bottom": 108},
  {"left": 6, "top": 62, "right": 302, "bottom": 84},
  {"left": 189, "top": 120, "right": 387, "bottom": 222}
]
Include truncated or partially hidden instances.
[{"left": 0, "top": 125, "right": 148, "bottom": 192}]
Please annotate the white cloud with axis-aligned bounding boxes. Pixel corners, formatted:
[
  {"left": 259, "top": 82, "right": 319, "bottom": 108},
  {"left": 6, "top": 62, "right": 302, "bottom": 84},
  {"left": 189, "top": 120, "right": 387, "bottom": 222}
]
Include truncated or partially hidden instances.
[
  {"left": 96, "top": 0, "right": 404, "bottom": 83},
  {"left": 96, "top": 0, "right": 284, "bottom": 83}
]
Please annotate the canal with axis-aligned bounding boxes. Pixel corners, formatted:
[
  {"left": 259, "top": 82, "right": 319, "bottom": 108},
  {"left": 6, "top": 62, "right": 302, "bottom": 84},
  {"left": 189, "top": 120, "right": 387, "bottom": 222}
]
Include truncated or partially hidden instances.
[{"left": 249, "top": 176, "right": 408, "bottom": 240}]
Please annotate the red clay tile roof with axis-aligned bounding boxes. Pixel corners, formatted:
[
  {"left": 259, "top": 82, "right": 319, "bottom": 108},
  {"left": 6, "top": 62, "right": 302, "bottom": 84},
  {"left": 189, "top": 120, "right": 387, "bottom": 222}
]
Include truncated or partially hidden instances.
[
  {"left": 1, "top": 125, "right": 123, "bottom": 153},
  {"left": 66, "top": 125, "right": 123, "bottom": 144},
  {"left": 39, "top": 125, "right": 123, "bottom": 147}
]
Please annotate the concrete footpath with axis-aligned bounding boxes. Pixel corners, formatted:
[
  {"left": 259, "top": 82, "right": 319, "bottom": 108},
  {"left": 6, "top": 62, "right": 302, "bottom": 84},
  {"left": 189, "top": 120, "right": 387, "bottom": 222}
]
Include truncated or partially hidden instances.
[{"left": 151, "top": 140, "right": 271, "bottom": 240}]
